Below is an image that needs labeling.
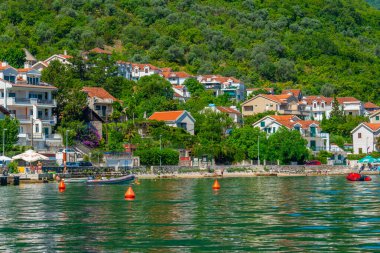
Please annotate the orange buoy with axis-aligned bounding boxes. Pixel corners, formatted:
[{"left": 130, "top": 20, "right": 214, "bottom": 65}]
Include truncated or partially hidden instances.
[
  {"left": 125, "top": 186, "right": 135, "bottom": 200},
  {"left": 58, "top": 180, "right": 66, "bottom": 191},
  {"left": 212, "top": 179, "right": 220, "bottom": 190}
]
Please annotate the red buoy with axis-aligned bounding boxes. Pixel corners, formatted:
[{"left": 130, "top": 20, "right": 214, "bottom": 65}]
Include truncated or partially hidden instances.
[
  {"left": 346, "top": 173, "right": 371, "bottom": 181},
  {"left": 212, "top": 179, "right": 220, "bottom": 190},
  {"left": 125, "top": 186, "right": 135, "bottom": 200},
  {"left": 58, "top": 180, "right": 66, "bottom": 191}
]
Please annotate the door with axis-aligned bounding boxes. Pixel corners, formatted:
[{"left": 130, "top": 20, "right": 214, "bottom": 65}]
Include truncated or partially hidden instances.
[
  {"left": 44, "top": 127, "right": 49, "bottom": 137},
  {"left": 310, "top": 140, "right": 316, "bottom": 151},
  {"left": 310, "top": 126, "right": 316, "bottom": 137}
]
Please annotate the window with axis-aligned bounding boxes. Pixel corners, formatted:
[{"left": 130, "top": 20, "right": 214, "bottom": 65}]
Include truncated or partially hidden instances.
[
  {"left": 244, "top": 106, "right": 253, "bottom": 112},
  {"left": 321, "top": 102, "right": 325, "bottom": 108},
  {"left": 179, "top": 122, "right": 187, "bottom": 130},
  {"left": 358, "top": 133, "right": 362, "bottom": 139},
  {"left": 4, "top": 75, "right": 15, "bottom": 83},
  {"left": 376, "top": 116, "right": 380, "bottom": 121},
  {"left": 35, "top": 124, "right": 39, "bottom": 133},
  {"left": 27, "top": 76, "right": 40, "bottom": 85},
  {"left": 144, "top": 68, "right": 149, "bottom": 73},
  {"left": 359, "top": 148, "right": 363, "bottom": 154},
  {"left": 313, "top": 103, "right": 317, "bottom": 109},
  {"left": 19, "top": 127, "right": 23, "bottom": 133},
  {"left": 95, "top": 105, "right": 101, "bottom": 110},
  {"left": 134, "top": 68, "right": 138, "bottom": 73},
  {"left": 260, "top": 121, "right": 265, "bottom": 127},
  {"left": 349, "top": 112, "right": 353, "bottom": 115},
  {"left": 8, "top": 93, "right": 15, "bottom": 98}
]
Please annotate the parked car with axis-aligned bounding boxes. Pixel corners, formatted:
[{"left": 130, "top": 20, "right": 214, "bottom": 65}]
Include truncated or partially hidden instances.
[{"left": 305, "top": 160, "right": 322, "bottom": 166}]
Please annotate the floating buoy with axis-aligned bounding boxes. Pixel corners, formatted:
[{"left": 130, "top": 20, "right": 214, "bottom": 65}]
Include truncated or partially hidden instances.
[
  {"left": 58, "top": 180, "right": 66, "bottom": 191},
  {"left": 125, "top": 186, "right": 135, "bottom": 200},
  {"left": 212, "top": 179, "right": 220, "bottom": 190}
]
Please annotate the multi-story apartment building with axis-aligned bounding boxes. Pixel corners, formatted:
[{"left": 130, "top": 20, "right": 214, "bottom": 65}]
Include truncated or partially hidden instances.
[
  {"left": 0, "top": 62, "right": 61, "bottom": 151},
  {"left": 253, "top": 115, "right": 330, "bottom": 152},
  {"left": 197, "top": 75, "right": 245, "bottom": 101},
  {"left": 161, "top": 71, "right": 192, "bottom": 85},
  {"left": 116, "top": 61, "right": 133, "bottom": 80},
  {"left": 301, "top": 96, "right": 333, "bottom": 121}
]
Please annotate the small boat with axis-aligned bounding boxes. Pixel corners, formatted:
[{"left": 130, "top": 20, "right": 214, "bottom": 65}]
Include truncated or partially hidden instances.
[
  {"left": 346, "top": 173, "right": 371, "bottom": 181},
  {"left": 86, "top": 174, "right": 135, "bottom": 185},
  {"left": 64, "top": 178, "right": 89, "bottom": 183}
]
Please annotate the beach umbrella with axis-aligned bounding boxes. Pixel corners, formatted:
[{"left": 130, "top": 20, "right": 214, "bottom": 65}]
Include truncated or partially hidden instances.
[
  {"left": 358, "top": 155, "right": 376, "bottom": 163},
  {"left": 12, "top": 150, "right": 49, "bottom": 163},
  {"left": 0, "top": 155, "right": 12, "bottom": 162}
]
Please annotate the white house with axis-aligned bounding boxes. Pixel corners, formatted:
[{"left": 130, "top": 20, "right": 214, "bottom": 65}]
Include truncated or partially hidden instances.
[
  {"left": 301, "top": 96, "right": 333, "bottom": 121},
  {"left": 351, "top": 122, "right": 380, "bottom": 154},
  {"left": 335, "top": 97, "right": 364, "bottom": 116},
  {"left": 82, "top": 87, "right": 118, "bottom": 120},
  {"left": 131, "top": 63, "right": 162, "bottom": 80},
  {"left": 197, "top": 75, "right": 245, "bottom": 101},
  {"left": 253, "top": 115, "right": 330, "bottom": 152},
  {"left": 0, "top": 62, "right": 61, "bottom": 151},
  {"left": 148, "top": 110, "right": 195, "bottom": 135},
  {"left": 32, "top": 50, "right": 73, "bottom": 71},
  {"left": 161, "top": 71, "right": 192, "bottom": 85}
]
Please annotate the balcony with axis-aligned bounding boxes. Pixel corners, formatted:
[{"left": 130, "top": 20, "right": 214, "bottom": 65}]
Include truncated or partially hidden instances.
[
  {"left": 0, "top": 97, "right": 56, "bottom": 106},
  {"left": 10, "top": 114, "right": 57, "bottom": 124}
]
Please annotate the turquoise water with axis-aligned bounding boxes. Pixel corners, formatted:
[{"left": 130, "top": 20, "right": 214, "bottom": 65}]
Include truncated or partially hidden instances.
[{"left": 0, "top": 176, "right": 380, "bottom": 252}]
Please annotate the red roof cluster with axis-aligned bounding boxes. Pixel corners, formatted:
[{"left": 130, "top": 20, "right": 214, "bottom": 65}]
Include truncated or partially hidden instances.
[{"left": 216, "top": 106, "right": 241, "bottom": 115}]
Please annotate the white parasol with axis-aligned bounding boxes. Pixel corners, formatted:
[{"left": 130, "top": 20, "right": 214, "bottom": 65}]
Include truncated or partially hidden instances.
[
  {"left": 0, "top": 155, "right": 12, "bottom": 161},
  {"left": 12, "top": 149, "right": 49, "bottom": 163}
]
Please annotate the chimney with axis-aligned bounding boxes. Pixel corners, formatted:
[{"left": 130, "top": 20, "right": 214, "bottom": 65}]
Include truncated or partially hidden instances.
[{"left": 64, "top": 50, "right": 67, "bottom": 55}]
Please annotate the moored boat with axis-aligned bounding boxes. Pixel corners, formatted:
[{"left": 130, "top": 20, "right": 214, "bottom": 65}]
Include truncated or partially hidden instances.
[
  {"left": 346, "top": 173, "right": 371, "bottom": 181},
  {"left": 86, "top": 174, "right": 135, "bottom": 185}
]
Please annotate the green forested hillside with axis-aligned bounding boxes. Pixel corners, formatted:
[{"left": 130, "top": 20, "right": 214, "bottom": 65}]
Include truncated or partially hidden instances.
[{"left": 0, "top": 0, "right": 380, "bottom": 102}]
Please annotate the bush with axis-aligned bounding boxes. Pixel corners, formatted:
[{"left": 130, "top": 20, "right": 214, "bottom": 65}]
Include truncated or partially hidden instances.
[
  {"left": 135, "top": 148, "right": 179, "bottom": 166},
  {"left": 8, "top": 161, "right": 18, "bottom": 174}
]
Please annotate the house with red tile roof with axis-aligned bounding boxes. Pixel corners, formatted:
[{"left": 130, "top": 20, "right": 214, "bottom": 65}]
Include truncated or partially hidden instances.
[
  {"left": 203, "top": 104, "right": 242, "bottom": 123},
  {"left": 148, "top": 110, "right": 195, "bottom": 135},
  {"left": 334, "top": 97, "right": 364, "bottom": 116},
  {"left": 160, "top": 71, "right": 192, "bottom": 85},
  {"left": 172, "top": 85, "right": 190, "bottom": 102},
  {"left": 197, "top": 75, "right": 245, "bottom": 101},
  {"left": 241, "top": 94, "right": 306, "bottom": 117},
  {"left": 0, "top": 62, "right": 60, "bottom": 151},
  {"left": 82, "top": 87, "right": 118, "bottom": 120},
  {"left": 253, "top": 115, "right": 330, "bottom": 152},
  {"left": 364, "top": 102, "right": 380, "bottom": 114},
  {"left": 32, "top": 50, "right": 73, "bottom": 71},
  {"left": 131, "top": 63, "right": 162, "bottom": 80},
  {"left": 369, "top": 110, "right": 380, "bottom": 124},
  {"left": 300, "top": 96, "right": 333, "bottom": 121},
  {"left": 351, "top": 122, "right": 380, "bottom": 154}
]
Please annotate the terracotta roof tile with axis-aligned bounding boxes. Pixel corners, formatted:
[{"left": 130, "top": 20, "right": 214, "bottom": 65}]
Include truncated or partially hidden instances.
[
  {"left": 198, "top": 75, "right": 241, "bottom": 84},
  {"left": 302, "top": 96, "right": 333, "bottom": 105},
  {"left": 364, "top": 123, "right": 380, "bottom": 132},
  {"left": 149, "top": 111, "right": 185, "bottom": 121},
  {"left": 17, "top": 68, "right": 32, "bottom": 72},
  {"left": 132, "top": 63, "right": 160, "bottom": 71},
  {"left": 364, "top": 102, "right": 379, "bottom": 109},
  {"left": 335, "top": 97, "right": 360, "bottom": 104},
  {"left": 162, "top": 71, "right": 191, "bottom": 79},
  {"left": 216, "top": 106, "right": 241, "bottom": 115},
  {"left": 58, "top": 54, "right": 73, "bottom": 59},
  {"left": 263, "top": 94, "right": 293, "bottom": 103},
  {"left": 82, "top": 87, "right": 117, "bottom": 100}
]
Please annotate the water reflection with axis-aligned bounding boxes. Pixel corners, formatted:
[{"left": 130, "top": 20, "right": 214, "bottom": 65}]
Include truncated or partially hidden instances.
[{"left": 0, "top": 176, "right": 379, "bottom": 251}]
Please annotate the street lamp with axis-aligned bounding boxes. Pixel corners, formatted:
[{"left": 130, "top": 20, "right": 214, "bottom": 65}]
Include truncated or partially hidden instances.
[{"left": 2, "top": 128, "right": 7, "bottom": 157}]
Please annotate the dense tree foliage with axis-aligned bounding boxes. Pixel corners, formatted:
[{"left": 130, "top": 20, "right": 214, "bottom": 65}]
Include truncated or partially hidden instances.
[
  {"left": 0, "top": 0, "right": 379, "bottom": 102},
  {"left": 0, "top": 116, "right": 19, "bottom": 152}
]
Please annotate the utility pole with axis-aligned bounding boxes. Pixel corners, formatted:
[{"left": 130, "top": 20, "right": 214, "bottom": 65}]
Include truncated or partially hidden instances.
[
  {"left": 160, "top": 134, "right": 162, "bottom": 167},
  {"left": 257, "top": 135, "right": 260, "bottom": 166},
  {"left": 3, "top": 128, "right": 7, "bottom": 157},
  {"left": 31, "top": 117, "right": 34, "bottom": 149}
]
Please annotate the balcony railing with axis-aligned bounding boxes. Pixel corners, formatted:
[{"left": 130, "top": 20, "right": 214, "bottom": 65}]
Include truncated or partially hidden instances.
[
  {"left": 309, "top": 146, "right": 330, "bottom": 151},
  {"left": 10, "top": 114, "right": 56, "bottom": 123},
  {"left": 14, "top": 98, "right": 55, "bottom": 105},
  {"left": 303, "top": 132, "right": 329, "bottom": 138}
]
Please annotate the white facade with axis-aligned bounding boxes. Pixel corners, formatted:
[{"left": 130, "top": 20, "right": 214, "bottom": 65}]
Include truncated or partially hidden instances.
[
  {"left": 149, "top": 110, "right": 195, "bottom": 135},
  {"left": 131, "top": 64, "right": 161, "bottom": 80},
  {"left": 301, "top": 96, "right": 332, "bottom": 121},
  {"left": 351, "top": 123, "right": 380, "bottom": 154},
  {"left": 0, "top": 64, "right": 61, "bottom": 151}
]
